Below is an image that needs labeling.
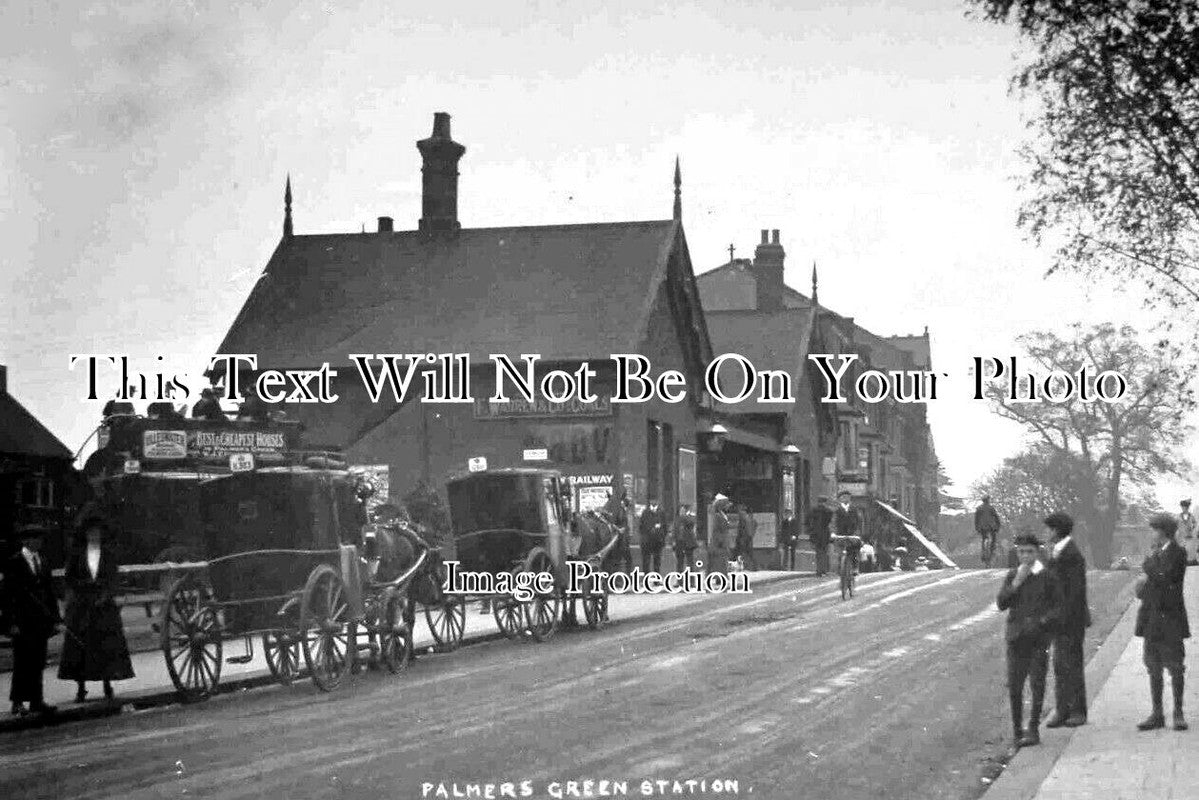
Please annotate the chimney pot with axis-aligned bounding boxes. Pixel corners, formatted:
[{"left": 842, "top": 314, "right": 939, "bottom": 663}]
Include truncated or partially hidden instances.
[
  {"left": 772, "top": 229, "right": 780, "bottom": 244},
  {"left": 432, "top": 111, "right": 452, "bottom": 139},
  {"left": 378, "top": 216, "right": 394, "bottom": 233},
  {"left": 760, "top": 229, "right": 769, "bottom": 244}
]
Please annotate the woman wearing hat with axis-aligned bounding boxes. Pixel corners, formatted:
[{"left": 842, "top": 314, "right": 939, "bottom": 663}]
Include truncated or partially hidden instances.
[
  {"left": 1178, "top": 500, "right": 1197, "bottom": 565},
  {"left": 57, "top": 520, "right": 134, "bottom": 703}
]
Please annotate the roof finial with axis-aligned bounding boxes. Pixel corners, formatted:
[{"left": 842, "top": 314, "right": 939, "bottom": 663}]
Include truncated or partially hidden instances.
[
  {"left": 811, "top": 260, "right": 819, "bottom": 304},
  {"left": 283, "top": 174, "right": 293, "bottom": 238},
  {"left": 673, "top": 156, "right": 682, "bottom": 222}
]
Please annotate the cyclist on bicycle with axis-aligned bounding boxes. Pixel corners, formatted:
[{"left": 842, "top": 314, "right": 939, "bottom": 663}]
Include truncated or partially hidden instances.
[
  {"left": 830, "top": 491, "right": 864, "bottom": 585},
  {"left": 975, "top": 495, "right": 1001, "bottom": 564}
]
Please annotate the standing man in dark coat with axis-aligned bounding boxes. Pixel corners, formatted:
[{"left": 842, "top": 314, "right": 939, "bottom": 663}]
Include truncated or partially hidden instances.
[
  {"left": 671, "top": 504, "right": 698, "bottom": 570},
  {"left": 1043, "top": 511, "right": 1091, "bottom": 728},
  {"left": 778, "top": 510, "right": 800, "bottom": 571},
  {"left": 610, "top": 490, "right": 634, "bottom": 574},
  {"left": 2, "top": 527, "right": 61, "bottom": 716},
  {"left": 58, "top": 522, "right": 135, "bottom": 703},
  {"left": 638, "top": 499, "right": 667, "bottom": 573},
  {"left": 997, "top": 532, "right": 1062, "bottom": 748},
  {"left": 807, "top": 496, "right": 833, "bottom": 576},
  {"left": 1134, "top": 513, "right": 1190, "bottom": 731},
  {"left": 734, "top": 504, "right": 758, "bottom": 571},
  {"left": 706, "top": 494, "right": 732, "bottom": 576}
]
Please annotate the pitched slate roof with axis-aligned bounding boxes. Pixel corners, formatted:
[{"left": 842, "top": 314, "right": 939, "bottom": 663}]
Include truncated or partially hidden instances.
[
  {"left": 218, "top": 221, "right": 682, "bottom": 369},
  {"left": 0, "top": 392, "right": 73, "bottom": 460}
]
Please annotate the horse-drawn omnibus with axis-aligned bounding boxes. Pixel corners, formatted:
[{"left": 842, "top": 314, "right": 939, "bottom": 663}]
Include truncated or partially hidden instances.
[{"left": 76, "top": 414, "right": 422, "bottom": 699}]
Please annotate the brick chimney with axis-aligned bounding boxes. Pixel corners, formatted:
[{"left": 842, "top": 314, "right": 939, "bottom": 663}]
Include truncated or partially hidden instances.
[
  {"left": 416, "top": 112, "right": 466, "bottom": 234},
  {"left": 752, "top": 229, "right": 785, "bottom": 311},
  {"left": 0, "top": 364, "right": 6, "bottom": 395},
  {"left": 377, "top": 216, "right": 394, "bottom": 233}
]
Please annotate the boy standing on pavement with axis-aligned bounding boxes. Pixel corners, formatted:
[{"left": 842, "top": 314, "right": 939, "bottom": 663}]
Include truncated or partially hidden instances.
[
  {"left": 1135, "top": 513, "right": 1190, "bottom": 732},
  {"left": 997, "top": 532, "right": 1062, "bottom": 748},
  {"left": 1043, "top": 511, "right": 1090, "bottom": 728}
]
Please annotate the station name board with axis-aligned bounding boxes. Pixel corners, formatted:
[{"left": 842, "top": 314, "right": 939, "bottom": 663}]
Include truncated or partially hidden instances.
[{"left": 473, "top": 395, "right": 612, "bottom": 419}]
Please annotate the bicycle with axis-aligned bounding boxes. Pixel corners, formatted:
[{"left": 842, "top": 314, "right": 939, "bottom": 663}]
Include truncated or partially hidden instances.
[
  {"left": 832, "top": 534, "right": 862, "bottom": 600},
  {"left": 980, "top": 531, "right": 997, "bottom": 567}
]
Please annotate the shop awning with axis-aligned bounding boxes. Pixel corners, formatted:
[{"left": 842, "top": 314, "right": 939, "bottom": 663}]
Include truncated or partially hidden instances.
[
  {"left": 719, "top": 422, "right": 782, "bottom": 453},
  {"left": 875, "top": 500, "right": 958, "bottom": 569}
]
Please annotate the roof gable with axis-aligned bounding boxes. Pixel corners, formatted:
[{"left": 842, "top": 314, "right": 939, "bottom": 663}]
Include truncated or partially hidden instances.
[
  {"left": 218, "top": 221, "right": 685, "bottom": 369},
  {"left": 0, "top": 394, "right": 73, "bottom": 460}
]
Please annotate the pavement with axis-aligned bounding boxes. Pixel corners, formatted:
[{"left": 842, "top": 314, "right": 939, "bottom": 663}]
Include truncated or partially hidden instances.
[
  {"left": 0, "top": 566, "right": 1140, "bottom": 800},
  {"left": 0, "top": 567, "right": 804, "bottom": 733},
  {"left": 983, "top": 567, "right": 1199, "bottom": 800}
]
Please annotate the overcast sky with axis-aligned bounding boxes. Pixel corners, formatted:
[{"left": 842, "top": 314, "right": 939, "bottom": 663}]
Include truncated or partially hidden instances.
[{"left": 3, "top": 0, "right": 1194, "bottom": 504}]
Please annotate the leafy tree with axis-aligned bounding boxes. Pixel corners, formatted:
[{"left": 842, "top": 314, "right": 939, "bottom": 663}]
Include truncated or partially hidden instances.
[
  {"left": 981, "top": 323, "right": 1193, "bottom": 566},
  {"left": 968, "top": 1, "right": 1199, "bottom": 315},
  {"left": 972, "top": 445, "right": 1094, "bottom": 538}
]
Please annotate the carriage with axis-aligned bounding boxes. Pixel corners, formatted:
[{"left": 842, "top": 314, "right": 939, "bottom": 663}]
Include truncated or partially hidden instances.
[
  {"left": 426, "top": 467, "right": 612, "bottom": 650},
  {"left": 77, "top": 415, "right": 418, "bottom": 700}
]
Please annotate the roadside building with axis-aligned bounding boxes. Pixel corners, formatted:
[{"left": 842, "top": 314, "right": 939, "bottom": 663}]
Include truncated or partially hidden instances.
[
  {"left": 215, "top": 114, "right": 716, "bottom": 559},
  {"left": 0, "top": 365, "right": 77, "bottom": 565},
  {"left": 697, "top": 233, "right": 940, "bottom": 564},
  {"left": 695, "top": 232, "right": 838, "bottom": 567}
]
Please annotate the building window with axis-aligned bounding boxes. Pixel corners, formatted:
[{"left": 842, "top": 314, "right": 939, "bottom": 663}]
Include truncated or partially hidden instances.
[
  {"left": 662, "top": 423, "right": 675, "bottom": 512},
  {"left": 839, "top": 421, "right": 854, "bottom": 469},
  {"left": 21, "top": 477, "right": 55, "bottom": 509}
]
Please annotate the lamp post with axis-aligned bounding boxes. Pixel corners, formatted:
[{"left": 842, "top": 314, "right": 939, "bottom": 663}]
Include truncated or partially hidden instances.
[{"left": 780, "top": 442, "right": 800, "bottom": 516}]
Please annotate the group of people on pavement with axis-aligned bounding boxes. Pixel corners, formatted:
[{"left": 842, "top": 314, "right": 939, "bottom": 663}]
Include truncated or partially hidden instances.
[
  {"left": 2, "top": 522, "right": 134, "bottom": 718},
  {"left": 997, "top": 506, "right": 1190, "bottom": 753}
]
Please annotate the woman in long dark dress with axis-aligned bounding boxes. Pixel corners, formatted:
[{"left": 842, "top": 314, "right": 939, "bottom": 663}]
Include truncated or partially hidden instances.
[{"left": 58, "top": 522, "right": 134, "bottom": 702}]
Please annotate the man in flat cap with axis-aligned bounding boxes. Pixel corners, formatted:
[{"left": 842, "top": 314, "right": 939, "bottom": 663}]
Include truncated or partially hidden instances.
[
  {"left": 997, "top": 531, "right": 1062, "bottom": 748},
  {"left": 1135, "top": 513, "right": 1190, "bottom": 731}
]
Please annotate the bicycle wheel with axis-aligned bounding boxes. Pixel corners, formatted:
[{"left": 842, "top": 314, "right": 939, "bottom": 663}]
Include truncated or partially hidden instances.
[{"left": 839, "top": 555, "right": 850, "bottom": 601}]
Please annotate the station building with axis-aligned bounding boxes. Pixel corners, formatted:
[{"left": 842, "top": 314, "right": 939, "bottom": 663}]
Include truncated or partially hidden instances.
[{"left": 216, "top": 114, "right": 720, "bottom": 549}]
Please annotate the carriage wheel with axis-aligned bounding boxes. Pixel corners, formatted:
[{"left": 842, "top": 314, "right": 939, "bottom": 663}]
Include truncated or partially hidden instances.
[
  {"left": 581, "top": 585, "right": 609, "bottom": 630},
  {"left": 524, "top": 594, "right": 561, "bottom": 642},
  {"left": 300, "top": 565, "right": 354, "bottom": 692},
  {"left": 492, "top": 597, "right": 524, "bottom": 640},
  {"left": 522, "top": 550, "right": 560, "bottom": 642},
  {"left": 263, "top": 631, "right": 302, "bottom": 685},
  {"left": 424, "top": 595, "right": 466, "bottom": 652},
  {"left": 160, "top": 576, "right": 222, "bottom": 702},
  {"left": 380, "top": 591, "right": 413, "bottom": 674}
]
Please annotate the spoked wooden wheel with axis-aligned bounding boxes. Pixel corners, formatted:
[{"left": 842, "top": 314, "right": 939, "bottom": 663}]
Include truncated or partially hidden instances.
[
  {"left": 492, "top": 596, "right": 524, "bottom": 640},
  {"left": 581, "top": 587, "right": 609, "bottom": 629},
  {"left": 522, "top": 551, "right": 561, "bottom": 642},
  {"left": 300, "top": 565, "right": 354, "bottom": 692},
  {"left": 380, "top": 590, "right": 413, "bottom": 674},
  {"left": 263, "top": 630, "right": 302, "bottom": 685},
  {"left": 425, "top": 594, "right": 466, "bottom": 652},
  {"left": 160, "top": 576, "right": 222, "bottom": 702}
]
